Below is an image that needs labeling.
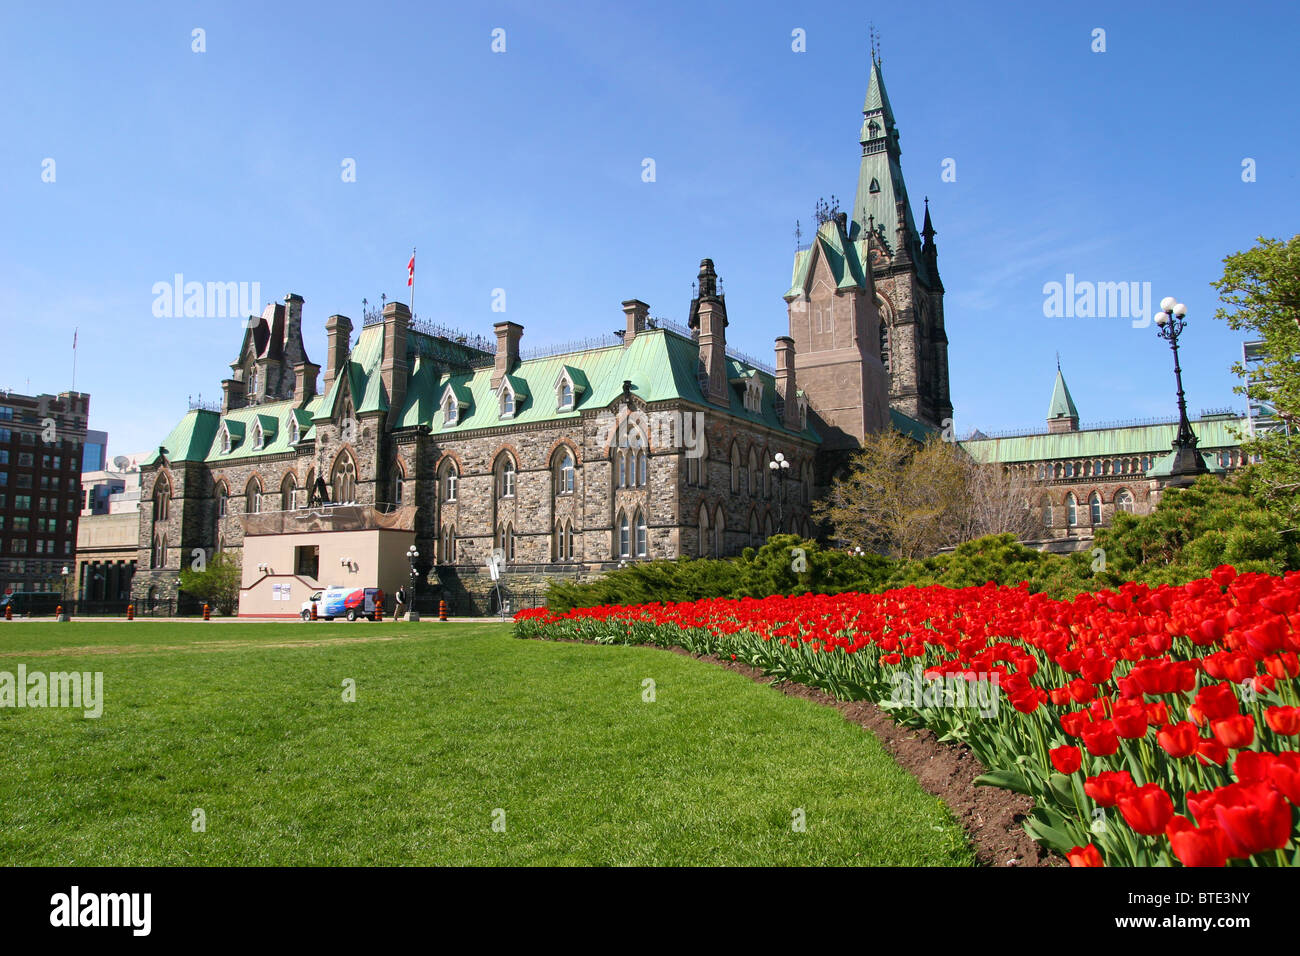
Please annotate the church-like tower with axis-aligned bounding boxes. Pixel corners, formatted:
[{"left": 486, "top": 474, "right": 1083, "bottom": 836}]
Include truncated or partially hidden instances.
[
  {"left": 788, "top": 52, "right": 953, "bottom": 442},
  {"left": 852, "top": 53, "right": 951, "bottom": 429}
]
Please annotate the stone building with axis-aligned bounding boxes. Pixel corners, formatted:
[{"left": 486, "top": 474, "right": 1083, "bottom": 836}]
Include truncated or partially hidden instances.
[
  {"left": 130, "top": 54, "right": 953, "bottom": 614},
  {"left": 961, "top": 367, "right": 1246, "bottom": 551}
]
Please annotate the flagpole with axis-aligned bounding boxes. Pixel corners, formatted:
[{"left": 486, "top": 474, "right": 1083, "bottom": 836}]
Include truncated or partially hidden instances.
[
  {"left": 72, "top": 328, "right": 78, "bottom": 391},
  {"left": 409, "top": 246, "right": 416, "bottom": 314}
]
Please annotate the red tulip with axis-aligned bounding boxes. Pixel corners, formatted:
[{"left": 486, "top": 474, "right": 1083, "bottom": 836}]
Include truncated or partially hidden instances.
[
  {"left": 1213, "top": 783, "right": 1292, "bottom": 858},
  {"left": 1166, "top": 816, "right": 1228, "bottom": 867},
  {"left": 1066, "top": 844, "right": 1105, "bottom": 867},
  {"left": 1085, "top": 770, "right": 1136, "bottom": 808},
  {"left": 1157, "top": 721, "right": 1200, "bottom": 759},
  {"left": 1112, "top": 701, "right": 1149, "bottom": 739},
  {"left": 1195, "top": 683, "right": 1241, "bottom": 721},
  {"left": 1265, "top": 706, "right": 1300, "bottom": 736},
  {"left": 1081, "top": 721, "right": 1119, "bottom": 756},
  {"left": 1069, "top": 678, "right": 1097, "bottom": 704},
  {"left": 1117, "top": 784, "right": 1175, "bottom": 836},
  {"left": 1211, "top": 714, "right": 1255, "bottom": 750},
  {"left": 1267, "top": 752, "right": 1300, "bottom": 805},
  {"left": 1050, "top": 745, "right": 1083, "bottom": 775},
  {"left": 1060, "top": 710, "right": 1092, "bottom": 739},
  {"left": 1196, "top": 736, "right": 1229, "bottom": 766}
]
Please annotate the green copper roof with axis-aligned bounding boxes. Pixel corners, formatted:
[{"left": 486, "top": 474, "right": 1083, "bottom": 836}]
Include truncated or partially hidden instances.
[
  {"left": 314, "top": 323, "right": 387, "bottom": 422},
  {"left": 400, "top": 327, "right": 817, "bottom": 442},
  {"left": 961, "top": 418, "right": 1247, "bottom": 464},
  {"left": 142, "top": 409, "right": 222, "bottom": 466},
  {"left": 890, "top": 408, "right": 937, "bottom": 443},
  {"left": 1147, "top": 449, "right": 1227, "bottom": 478},
  {"left": 785, "top": 219, "right": 870, "bottom": 300},
  {"left": 1048, "top": 370, "right": 1079, "bottom": 421}
]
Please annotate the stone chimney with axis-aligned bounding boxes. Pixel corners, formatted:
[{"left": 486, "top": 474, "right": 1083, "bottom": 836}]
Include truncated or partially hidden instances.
[
  {"left": 323, "top": 314, "right": 353, "bottom": 393},
  {"left": 282, "top": 293, "right": 307, "bottom": 367},
  {"left": 381, "top": 301, "right": 411, "bottom": 420},
  {"left": 693, "top": 260, "right": 729, "bottom": 407},
  {"left": 293, "top": 360, "right": 319, "bottom": 408},
  {"left": 221, "top": 377, "right": 246, "bottom": 414},
  {"left": 622, "top": 299, "right": 648, "bottom": 345},
  {"left": 492, "top": 321, "right": 523, "bottom": 390},
  {"left": 774, "top": 336, "right": 801, "bottom": 430}
]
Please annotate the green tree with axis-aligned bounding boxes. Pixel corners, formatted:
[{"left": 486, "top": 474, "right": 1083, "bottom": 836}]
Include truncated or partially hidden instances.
[
  {"left": 178, "top": 550, "right": 242, "bottom": 616},
  {"left": 1212, "top": 235, "right": 1300, "bottom": 528}
]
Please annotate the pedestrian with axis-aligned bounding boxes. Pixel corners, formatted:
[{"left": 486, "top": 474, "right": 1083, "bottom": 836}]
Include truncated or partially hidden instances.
[{"left": 395, "top": 586, "right": 408, "bottom": 620}]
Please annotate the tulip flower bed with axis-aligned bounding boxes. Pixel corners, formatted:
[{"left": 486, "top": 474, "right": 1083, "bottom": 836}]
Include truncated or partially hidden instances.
[{"left": 515, "top": 565, "right": 1300, "bottom": 867}]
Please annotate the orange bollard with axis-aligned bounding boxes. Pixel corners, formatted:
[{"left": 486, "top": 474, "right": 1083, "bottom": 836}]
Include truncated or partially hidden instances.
[
  {"left": 375, "top": 601, "right": 383, "bottom": 622},
  {"left": 5, "top": 605, "right": 11, "bottom": 621},
  {"left": 439, "top": 599, "right": 448, "bottom": 622},
  {"left": 203, "top": 603, "right": 211, "bottom": 620},
  {"left": 126, "top": 603, "right": 135, "bottom": 620},
  {"left": 310, "top": 602, "right": 318, "bottom": 621}
]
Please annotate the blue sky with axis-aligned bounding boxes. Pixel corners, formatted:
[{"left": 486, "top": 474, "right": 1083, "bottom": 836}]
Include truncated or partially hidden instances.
[{"left": 2, "top": 0, "right": 1297, "bottom": 456}]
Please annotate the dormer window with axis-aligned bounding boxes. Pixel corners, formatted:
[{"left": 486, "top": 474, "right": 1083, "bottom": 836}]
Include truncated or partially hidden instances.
[
  {"left": 559, "top": 381, "right": 573, "bottom": 410},
  {"left": 251, "top": 420, "right": 264, "bottom": 450},
  {"left": 497, "top": 377, "right": 528, "bottom": 420},
  {"left": 289, "top": 417, "right": 300, "bottom": 444},
  {"left": 501, "top": 389, "right": 515, "bottom": 418},
  {"left": 440, "top": 384, "right": 468, "bottom": 428},
  {"left": 742, "top": 380, "right": 763, "bottom": 413},
  {"left": 555, "top": 367, "right": 586, "bottom": 412},
  {"left": 446, "top": 398, "right": 459, "bottom": 425},
  {"left": 219, "top": 426, "right": 232, "bottom": 454}
]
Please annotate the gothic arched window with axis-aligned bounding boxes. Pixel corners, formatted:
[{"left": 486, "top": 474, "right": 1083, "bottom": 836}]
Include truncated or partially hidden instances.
[{"left": 331, "top": 455, "right": 357, "bottom": 503}]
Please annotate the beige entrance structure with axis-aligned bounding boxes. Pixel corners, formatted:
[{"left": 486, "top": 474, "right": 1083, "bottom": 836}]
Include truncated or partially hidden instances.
[{"left": 238, "top": 504, "right": 416, "bottom": 617}]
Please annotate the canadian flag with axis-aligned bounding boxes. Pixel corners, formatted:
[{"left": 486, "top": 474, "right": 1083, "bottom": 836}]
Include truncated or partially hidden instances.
[{"left": 407, "top": 252, "right": 415, "bottom": 287}]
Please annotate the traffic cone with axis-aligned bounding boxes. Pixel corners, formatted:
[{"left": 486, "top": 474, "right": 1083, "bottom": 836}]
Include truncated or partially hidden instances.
[
  {"left": 126, "top": 603, "right": 135, "bottom": 620},
  {"left": 439, "top": 600, "right": 448, "bottom": 622},
  {"left": 203, "top": 603, "right": 211, "bottom": 620}
]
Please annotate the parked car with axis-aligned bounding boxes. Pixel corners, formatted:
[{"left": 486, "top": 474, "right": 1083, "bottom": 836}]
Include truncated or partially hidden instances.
[
  {"left": 0, "top": 591, "right": 64, "bottom": 617},
  {"left": 301, "top": 586, "right": 385, "bottom": 622}
]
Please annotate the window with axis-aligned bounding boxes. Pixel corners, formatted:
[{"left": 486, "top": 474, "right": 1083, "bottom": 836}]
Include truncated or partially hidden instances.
[
  {"left": 496, "top": 523, "right": 516, "bottom": 561},
  {"left": 730, "top": 444, "right": 741, "bottom": 493},
  {"left": 1041, "top": 497, "right": 1053, "bottom": 528},
  {"left": 556, "top": 450, "right": 575, "bottom": 494},
  {"left": 153, "top": 477, "right": 170, "bottom": 522},
  {"left": 0, "top": 452, "right": 7, "bottom": 464},
  {"left": 295, "top": 545, "right": 320, "bottom": 580},
  {"left": 440, "top": 524, "right": 457, "bottom": 563},
  {"left": 217, "top": 485, "right": 228, "bottom": 517},
  {"left": 12, "top": 538, "right": 28, "bottom": 553},
  {"left": 290, "top": 417, "right": 301, "bottom": 444},
  {"left": 713, "top": 506, "right": 726, "bottom": 557},
  {"left": 1089, "top": 492, "right": 1102, "bottom": 526},
  {"left": 1116, "top": 489, "right": 1134, "bottom": 514},
  {"left": 444, "top": 394, "right": 459, "bottom": 426},
  {"left": 1066, "top": 493, "right": 1077, "bottom": 527},
  {"left": 636, "top": 451, "right": 648, "bottom": 487},
  {"left": 500, "top": 387, "right": 515, "bottom": 418},
  {"left": 331, "top": 455, "right": 357, "bottom": 502},
  {"left": 151, "top": 533, "right": 166, "bottom": 569},
  {"left": 13, "top": 517, "right": 29, "bottom": 531},
  {"left": 393, "top": 473, "right": 404, "bottom": 506},
  {"left": 246, "top": 478, "right": 262, "bottom": 514},
  {"left": 252, "top": 421, "right": 264, "bottom": 450},
  {"left": 617, "top": 452, "right": 627, "bottom": 489},
  {"left": 748, "top": 449, "right": 759, "bottom": 497},
  {"left": 558, "top": 380, "right": 574, "bottom": 410},
  {"left": 220, "top": 426, "right": 232, "bottom": 455},
  {"left": 635, "top": 510, "right": 648, "bottom": 557},
  {"left": 1064, "top": 462, "right": 1074, "bottom": 478},
  {"left": 445, "top": 470, "right": 458, "bottom": 501},
  {"left": 18, "top": 452, "right": 33, "bottom": 467},
  {"left": 618, "top": 511, "right": 630, "bottom": 558},
  {"left": 554, "top": 520, "right": 576, "bottom": 561},
  {"left": 498, "top": 457, "right": 516, "bottom": 498},
  {"left": 697, "top": 503, "right": 710, "bottom": 558}
]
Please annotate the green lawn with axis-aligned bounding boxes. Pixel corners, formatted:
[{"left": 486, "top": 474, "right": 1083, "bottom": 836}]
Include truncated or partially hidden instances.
[{"left": 0, "top": 620, "right": 972, "bottom": 866}]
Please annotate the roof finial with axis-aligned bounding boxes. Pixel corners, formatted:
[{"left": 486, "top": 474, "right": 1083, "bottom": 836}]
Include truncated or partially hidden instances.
[
  {"left": 1056, "top": 351, "right": 1061, "bottom": 372},
  {"left": 794, "top": 219, "right": 802, "bottom": 250}
]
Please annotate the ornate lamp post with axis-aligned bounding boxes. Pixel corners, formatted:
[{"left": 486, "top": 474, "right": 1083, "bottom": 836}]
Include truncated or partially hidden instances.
[
  {"left": 404, "top": 544, "right": 420, "bottom": 621},
  {"left": 768, "top": 452, "right": 791, "bottom": 528},
  {"left": 1153, "top": 297, "right": 1209, "bottom": 486}
]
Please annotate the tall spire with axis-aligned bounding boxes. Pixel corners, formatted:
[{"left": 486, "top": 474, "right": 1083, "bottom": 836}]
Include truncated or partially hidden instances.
[
  {"left": 852, "top": 54, "right": 926, "bottom": 281},
  {"left": 1047, "top": 367, "right": 1080, "bottom": 433}
]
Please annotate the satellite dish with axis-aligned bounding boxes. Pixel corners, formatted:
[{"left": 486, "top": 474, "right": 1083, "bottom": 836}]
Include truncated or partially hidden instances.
[{"left": 112, "top": 455, "right": 130, "bottom": 471}]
